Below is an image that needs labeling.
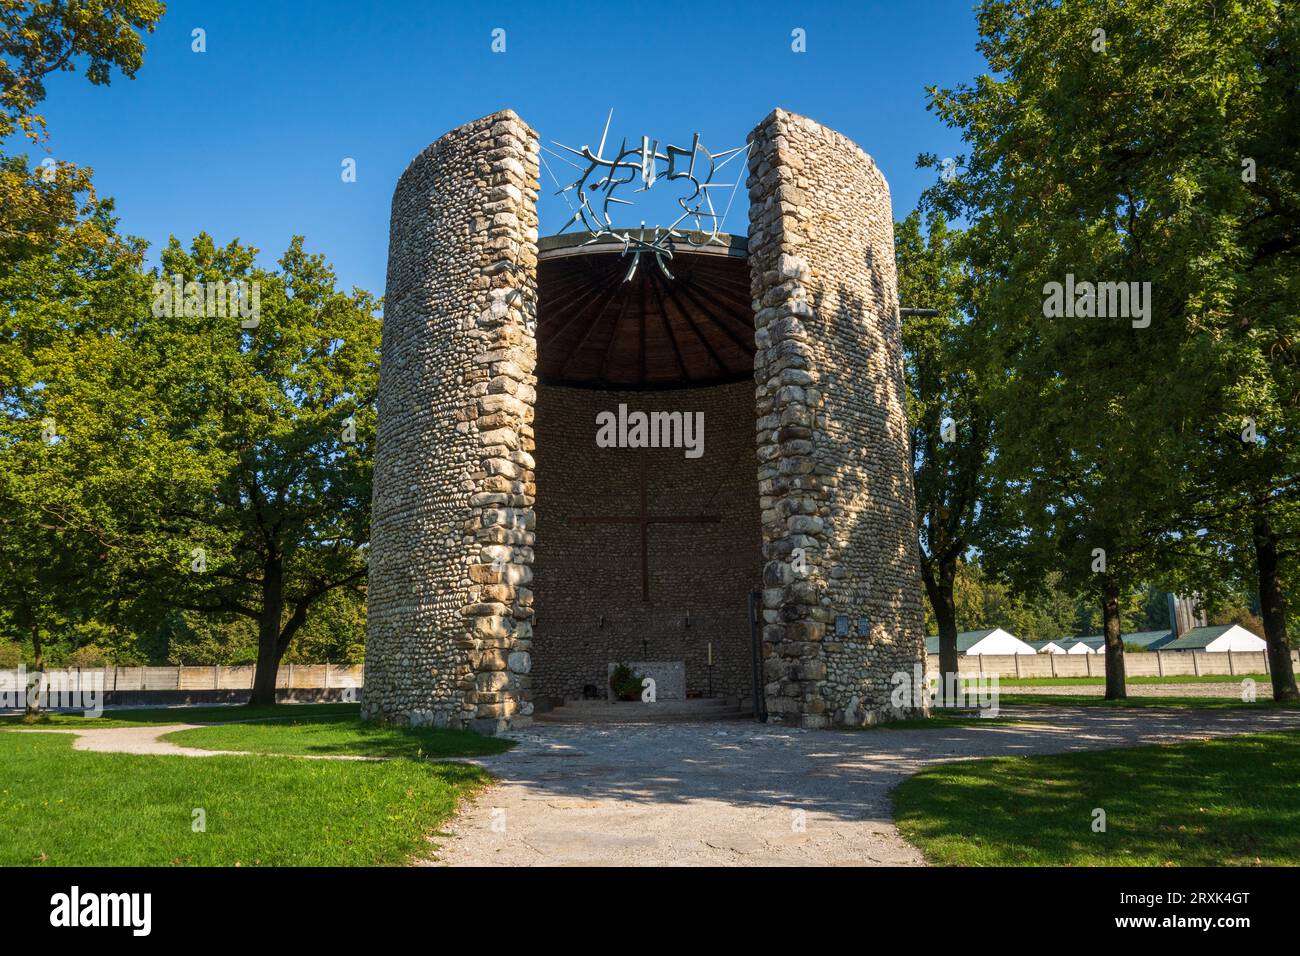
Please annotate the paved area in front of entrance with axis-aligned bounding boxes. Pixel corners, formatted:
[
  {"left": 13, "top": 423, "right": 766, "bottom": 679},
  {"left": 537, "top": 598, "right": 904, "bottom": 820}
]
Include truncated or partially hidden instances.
[{"left": 428, "top": 705, "right": 1300, "bottom": 866}]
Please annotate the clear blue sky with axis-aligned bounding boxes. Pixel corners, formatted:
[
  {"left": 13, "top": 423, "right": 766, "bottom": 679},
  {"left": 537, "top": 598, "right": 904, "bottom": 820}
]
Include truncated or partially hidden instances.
[{"left": 32, "top": 0, "right": 987, "bottom": 295}]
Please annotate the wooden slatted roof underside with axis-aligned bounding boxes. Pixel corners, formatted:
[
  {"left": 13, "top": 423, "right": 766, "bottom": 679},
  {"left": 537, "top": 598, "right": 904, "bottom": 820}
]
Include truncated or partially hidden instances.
[{"left": 536, "top": 232, "right": 755, "bottom": 390}]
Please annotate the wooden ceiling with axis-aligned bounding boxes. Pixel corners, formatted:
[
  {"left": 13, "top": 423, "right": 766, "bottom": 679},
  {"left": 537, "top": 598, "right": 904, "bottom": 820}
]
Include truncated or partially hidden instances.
[{"left": 536, "top": 232, "right": 755, "bottom": 390}]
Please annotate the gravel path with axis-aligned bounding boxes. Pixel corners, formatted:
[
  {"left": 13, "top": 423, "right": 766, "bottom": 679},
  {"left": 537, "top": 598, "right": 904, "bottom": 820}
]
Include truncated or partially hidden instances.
[
  {"left": 2, "top": 724, "right": 378, "bottom": 760},
  {"left": 427, "top": 705, "right": 1300, "bottom": 867},
  {"left": 5, "top": 723, "right": 226, "bottom": 756}
]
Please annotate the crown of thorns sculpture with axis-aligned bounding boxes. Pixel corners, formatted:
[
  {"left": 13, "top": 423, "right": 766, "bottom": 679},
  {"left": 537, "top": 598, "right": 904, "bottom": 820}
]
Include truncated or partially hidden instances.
[{"left": 546, "top": 112, "right": 747, "bottom": 281}]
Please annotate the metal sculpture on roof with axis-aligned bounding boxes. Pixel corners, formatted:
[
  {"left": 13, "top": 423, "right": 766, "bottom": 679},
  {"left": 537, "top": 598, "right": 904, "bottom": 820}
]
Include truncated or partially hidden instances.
[{"left": 544, "top": 111, "right": 747, "bottom": 281}]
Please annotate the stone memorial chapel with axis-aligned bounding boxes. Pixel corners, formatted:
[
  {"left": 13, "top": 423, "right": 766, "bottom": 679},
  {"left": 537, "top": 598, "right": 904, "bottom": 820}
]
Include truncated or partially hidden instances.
[{"left": 361, "top": 108, "right": 926, "bottom": 733}]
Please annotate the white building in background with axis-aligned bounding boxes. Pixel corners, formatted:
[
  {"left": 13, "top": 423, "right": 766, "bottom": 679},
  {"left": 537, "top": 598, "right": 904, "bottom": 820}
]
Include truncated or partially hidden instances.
[
  {"left": 1049, "top": 631, "right": 1174, "bottom": 654},
  {"left": 924, "top": 628, "right": 1038, "bottom": 656},
  {"left": 1160, "top": 624, "right": 1267, "bottom": 653},
  {"left": 1028, "top": 640, "right": 1070, "bottom": 654}
]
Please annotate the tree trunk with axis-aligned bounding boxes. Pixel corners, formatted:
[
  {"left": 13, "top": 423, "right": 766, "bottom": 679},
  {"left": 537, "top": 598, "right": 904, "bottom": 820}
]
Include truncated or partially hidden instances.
[
  {"left": 1252, "top": 510, "right": 1298, "bottom": 701},
  {"left": 24, "top": 621, "right": 43, "bottom": 718},
  {"left": 249, "top": 557, "right": 285, "bottom": 706},
  {"left": 1102, "top": 580, "right": 1126, "bottom": 700},
  {"left": 923, "top": 558, "right": 960, "bottom": 706}
]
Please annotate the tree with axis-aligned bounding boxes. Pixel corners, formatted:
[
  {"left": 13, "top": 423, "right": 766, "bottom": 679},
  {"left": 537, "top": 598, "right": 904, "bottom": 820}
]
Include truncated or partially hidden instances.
[
  {"left": 897, "top": 209, "right": 996, "bottom": 701},
  {"left": 922, "top": 0, "right": 1290, "bottom": 698},
  {"left": 0, "top": 206, "right": 153, "bottom": 713},
  {"left": 135, "top": 235, "right": 381, "bottom": 704},
  {"left": 1171, "top": 1, "right": 1300, "bottom": 699},
  {"left": 1, "top": 229, "right": 380, "bottom": 707},
  {"left": 0, "top": 1, "right": 166, "bottom": 712},
  {"left": 0, "top": 4, "right": 384, "bottom": 708},
  {"left": 1, "top": 1, "right": 165, "bottom": 268}
]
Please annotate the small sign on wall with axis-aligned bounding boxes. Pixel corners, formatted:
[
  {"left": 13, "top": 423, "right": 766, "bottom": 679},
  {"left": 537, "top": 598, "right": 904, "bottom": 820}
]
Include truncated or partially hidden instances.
[{"left": 835, "top": 615, "right": 849, "bottom": 637}]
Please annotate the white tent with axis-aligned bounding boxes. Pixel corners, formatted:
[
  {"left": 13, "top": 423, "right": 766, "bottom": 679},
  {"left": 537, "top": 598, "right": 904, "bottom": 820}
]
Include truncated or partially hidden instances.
[
  {"left": 1163, "top": 624, "right": 1267, "bottom": 653},
  {"left": 1030, "top": 640, "right": 1069, "bottom": 655},
  {"left": 925, "top": 628, "right": 1038, "bottom": 655},
  {"left": 961, "top": 628, "right": 1038, "bottom": 655}
]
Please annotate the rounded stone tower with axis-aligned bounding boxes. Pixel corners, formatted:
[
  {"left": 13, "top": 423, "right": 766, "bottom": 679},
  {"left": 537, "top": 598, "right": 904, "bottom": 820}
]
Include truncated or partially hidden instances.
[
  {"left": 362, "top": 110, "right": 540, "bottom": 733},
  {"left": 746, "top": 109, "right": 926, "bottom": 728}
]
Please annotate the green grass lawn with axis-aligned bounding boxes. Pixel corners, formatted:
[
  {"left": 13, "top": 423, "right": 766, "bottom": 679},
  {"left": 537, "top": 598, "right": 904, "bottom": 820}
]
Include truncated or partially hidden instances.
[
  {"left": 892, "top": 730, "right": 1300, "bottom": 866},
  {"left": 0, "top": 702, "right": 359, "bottom": 729},
  {"left": 999, "top": 693, "right": 1299, "bottom": 709},
  {"left": 163, "top": 713, "right": 513, "bottom": 758},
  {"left": 0, "top": 731, "right": 495, "bottom": 865},
  {"left": 0, "top": 706, "right": 513, "bottom": 866}
]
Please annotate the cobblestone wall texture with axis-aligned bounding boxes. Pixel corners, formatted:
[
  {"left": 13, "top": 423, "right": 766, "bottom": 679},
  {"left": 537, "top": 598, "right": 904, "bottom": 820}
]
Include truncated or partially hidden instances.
[
  {"left": 363, "top": 110, "right": 540, "bottom": 734},
  {"left": 746, "top": 109, "right": 926, "bottom": 728}
]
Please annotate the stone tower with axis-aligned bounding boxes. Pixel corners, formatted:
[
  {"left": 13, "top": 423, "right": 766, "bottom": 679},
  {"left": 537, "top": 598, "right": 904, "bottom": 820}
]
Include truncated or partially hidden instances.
[
  {"left": 363, "top": 108, "right": 925, "bottom": 732},
  {"left": 747, "top": 110, "right": 926, "bottom": 728},
  {"left": 362, "top": 110, "right": 540, "bottom": 733}
]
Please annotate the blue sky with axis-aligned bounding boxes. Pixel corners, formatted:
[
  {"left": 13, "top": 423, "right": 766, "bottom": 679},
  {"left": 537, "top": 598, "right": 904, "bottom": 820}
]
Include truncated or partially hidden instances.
[{"left": 30, "top": 0, "right": 987, "bottom": 294}]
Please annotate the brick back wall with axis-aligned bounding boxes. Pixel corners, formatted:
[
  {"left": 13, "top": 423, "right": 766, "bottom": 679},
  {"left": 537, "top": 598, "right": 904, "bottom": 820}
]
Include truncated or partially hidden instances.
[{"left": 531, "top": 382, "right": 763, "bottom": 702}]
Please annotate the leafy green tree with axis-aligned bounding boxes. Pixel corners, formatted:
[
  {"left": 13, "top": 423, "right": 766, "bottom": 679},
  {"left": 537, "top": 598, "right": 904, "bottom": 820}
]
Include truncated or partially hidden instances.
[
  {"left": 1, "top": 228, "right": 380, "bottom": 705},
  {"left": 1, "top": 1, "right": 164, "bottom": 268},
  {"left": 1173, "top": 0, "right": 1300, "bottom": 696},
  {"left": 0, "top": 0, "right": 164, "bottom": 140},
  {"left": 0, "top": 1, "right": 165, "bottom": 712},
  {"left": 125, "top": 234, "right": 381, "bottom": 704},
  {"left": 0, "top": 3, "right": 383, "bottom": 709},
  {"left": 897, "top": 210, "right": 997, "bottom": 701},
  {"left": 0, "top": 207, "right": 153, "bottom": 710},
  {"left": 923, "top": 0, "right": 1292, "bottom": 698}
]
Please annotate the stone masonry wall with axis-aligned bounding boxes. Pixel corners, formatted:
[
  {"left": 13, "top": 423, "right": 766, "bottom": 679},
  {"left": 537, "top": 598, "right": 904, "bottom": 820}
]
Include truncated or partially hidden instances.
[
  {"left": 747, "top": 109, "right": 926, "bottom": 728},
  {"left": 531, "top": 382, "right": 763, "bottom": 703},
  {"left": 363, "top": 110, "right": 540, "bottom": 734}
]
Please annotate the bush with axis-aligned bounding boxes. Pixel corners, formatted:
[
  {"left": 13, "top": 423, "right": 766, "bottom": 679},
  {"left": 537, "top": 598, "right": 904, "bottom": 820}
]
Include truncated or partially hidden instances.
[
  {"left": 65, "top": 646, "right": 109, "bottom": 668},
  {"left": 608, "top": 662, "right": 644, "bottom": 701},
  {"left": 0, "top": 642, "right": 21, "bottom": 668}
]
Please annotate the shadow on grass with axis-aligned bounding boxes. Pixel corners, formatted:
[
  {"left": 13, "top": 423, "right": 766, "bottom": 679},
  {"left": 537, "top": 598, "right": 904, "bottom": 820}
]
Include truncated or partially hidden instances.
[
  {"left": 0, "top": 731, "right": 492, "bottom": 866},
  {"left": 162, "top": 715, "right": 514, "bottom": 759},
  {"left": 892, "top": 730, "right": 1300, "bottom": 866}
]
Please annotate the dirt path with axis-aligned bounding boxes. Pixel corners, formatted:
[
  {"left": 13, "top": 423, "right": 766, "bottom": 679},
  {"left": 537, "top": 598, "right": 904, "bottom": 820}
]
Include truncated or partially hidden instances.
[
  {"left": 427, "top": 705, "right": 1300, "bottom": 867},
  {"left": 2, "top": 724, "right": 378, "bottom": 760}
]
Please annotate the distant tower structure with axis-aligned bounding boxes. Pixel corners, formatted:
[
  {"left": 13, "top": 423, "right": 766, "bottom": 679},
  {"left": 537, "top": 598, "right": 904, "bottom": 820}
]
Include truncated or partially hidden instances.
[{"left": 1167, "top": 593, "right": 1206, "bottom": 639}]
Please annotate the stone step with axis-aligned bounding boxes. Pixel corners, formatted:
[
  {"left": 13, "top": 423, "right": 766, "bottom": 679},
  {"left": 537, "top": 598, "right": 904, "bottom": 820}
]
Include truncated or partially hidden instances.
[{"left": 536, "top": 697, "right": 753, "bottom": 724}]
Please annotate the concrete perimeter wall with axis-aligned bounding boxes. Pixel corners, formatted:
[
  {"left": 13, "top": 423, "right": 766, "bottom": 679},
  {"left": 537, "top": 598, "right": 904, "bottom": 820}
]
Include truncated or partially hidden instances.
[{"left": 0, "top": 665, "right": 366, "bottom": 706}]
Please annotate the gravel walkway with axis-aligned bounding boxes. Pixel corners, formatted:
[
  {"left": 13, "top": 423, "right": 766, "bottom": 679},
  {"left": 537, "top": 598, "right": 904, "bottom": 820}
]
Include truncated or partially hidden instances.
[
  {"left": 427, "top": 705, "right": 1300, "bottom": 867},
  {"left": 5, "top": 723, "right": 226, "bottom": 756},
  {"left": 2, "top": 724, "right": 378, "bottom": 760}
]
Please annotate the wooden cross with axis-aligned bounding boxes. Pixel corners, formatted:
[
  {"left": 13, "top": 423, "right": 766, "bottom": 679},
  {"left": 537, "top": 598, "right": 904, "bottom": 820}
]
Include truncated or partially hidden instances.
[{"left": 569, "top": 463, "right": 720, "bottom": 604}]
